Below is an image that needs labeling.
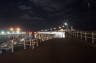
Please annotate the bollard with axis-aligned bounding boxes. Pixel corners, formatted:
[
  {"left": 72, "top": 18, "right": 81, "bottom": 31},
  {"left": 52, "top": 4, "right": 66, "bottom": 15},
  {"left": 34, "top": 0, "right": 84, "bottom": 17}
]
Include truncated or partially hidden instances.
[{"left": 11, "top": 40, "right": 14, "bottom": 53}]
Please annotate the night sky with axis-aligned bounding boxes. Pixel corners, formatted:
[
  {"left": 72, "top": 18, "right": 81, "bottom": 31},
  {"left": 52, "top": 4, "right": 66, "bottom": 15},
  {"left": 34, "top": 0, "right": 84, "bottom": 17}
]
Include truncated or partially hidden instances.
[{"left": 0, "top": 0, "right": 95, "bottom": 31}]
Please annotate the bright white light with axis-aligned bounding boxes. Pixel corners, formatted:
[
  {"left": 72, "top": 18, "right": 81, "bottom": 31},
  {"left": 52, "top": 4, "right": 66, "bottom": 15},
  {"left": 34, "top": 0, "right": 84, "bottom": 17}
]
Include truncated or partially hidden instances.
[
  {"left": 16, "top": 31, "right": 21, "bottom": 34},
  {"left": 1, "top": 31, "right": 5, "bottom": 34},
  {"left": 64, "top": 22, "right": 68, "bottom": 26},
  {"left": 54, "top": 32, "right": 65, "bottom": 38},
  {"left": 7, "top": 31, "right": 10, "bottom": 34},
  {"left": 59, "top": 27, "right": 61, "bottom": 29},
  {"left": 38, "top": 32, "right": 65, "bottom": 38}
]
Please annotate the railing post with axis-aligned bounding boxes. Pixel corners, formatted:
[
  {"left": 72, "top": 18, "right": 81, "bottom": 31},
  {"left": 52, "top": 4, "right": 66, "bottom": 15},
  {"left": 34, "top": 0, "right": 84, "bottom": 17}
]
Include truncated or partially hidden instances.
[
  {"left": 29, "top": 39, "right": 32, "bottom": 47},
  {"left": 85, "top": 32, "right": 87, "bottom": 41},
  {"left": 11, "top": 40, "right": 14, "bottom": 53},
  {"left": 77, "top": 32, "right": 78, "bottom": 38},
  {"left": 32, "top": 39, "right": 35, "bottom": 49},
  {"left": 24, "top": 39, "right": 26, "bottom": 49},
  {"left": 36, "top": 39, "right": 39, "bottom": 47},
  {"left": 75, "top": 32, "right": 76, "bottom": 38},
  {"left": 73, "top": 32, "right": 75, "bottom": 38},
  {"left": 80, "top": 32, "right": 82, "bottom": 40},
  {"left": 92, "top": 32, "right": 94, "bottom": 44}
]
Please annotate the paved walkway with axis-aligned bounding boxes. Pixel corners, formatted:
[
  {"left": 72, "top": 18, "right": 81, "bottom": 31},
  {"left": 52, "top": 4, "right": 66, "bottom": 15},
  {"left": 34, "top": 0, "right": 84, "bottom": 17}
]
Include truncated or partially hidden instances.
[{"left": 0, "top": 38, "right": 96, "bottom": 63}]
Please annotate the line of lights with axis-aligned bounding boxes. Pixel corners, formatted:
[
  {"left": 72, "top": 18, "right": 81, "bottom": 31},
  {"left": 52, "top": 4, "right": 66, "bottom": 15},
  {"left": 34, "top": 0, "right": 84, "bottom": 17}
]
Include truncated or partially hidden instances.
[
  {"left": 0, "top": 31, "right": 26, "bottom": 35},
  {"left": 9, "top": 27, "right": 21, "bottom": 31},
  {"left": 0, "top": 27, "right": 25, "bottom": 35},
  {"left": 40, "top": 22, "right": 68, "bottom": 32}
]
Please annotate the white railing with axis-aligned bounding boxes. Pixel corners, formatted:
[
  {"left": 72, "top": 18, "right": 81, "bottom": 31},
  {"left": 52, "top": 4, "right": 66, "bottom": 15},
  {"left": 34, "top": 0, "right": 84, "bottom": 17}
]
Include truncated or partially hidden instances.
[
  {"left": 0, "top": 33, "right": 55, "bottom": 54},
  {"left": 68, "top": 31, "right": 96, "bottom": 44}
]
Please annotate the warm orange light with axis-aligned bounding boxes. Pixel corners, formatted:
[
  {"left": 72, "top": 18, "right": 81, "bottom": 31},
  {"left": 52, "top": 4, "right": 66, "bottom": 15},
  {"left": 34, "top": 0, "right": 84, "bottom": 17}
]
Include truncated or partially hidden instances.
[
  {"left": 29, "top": 32, "right": 32, "bottom": 35},
  {"left": 34, "top": 32, "right": 37, "bottom": 34},
  {"left": 10, "top": 28, "right": 14, "bottom": 31},
  {"left": 16, "top": 27, "right": 21, "bottom": 31}
]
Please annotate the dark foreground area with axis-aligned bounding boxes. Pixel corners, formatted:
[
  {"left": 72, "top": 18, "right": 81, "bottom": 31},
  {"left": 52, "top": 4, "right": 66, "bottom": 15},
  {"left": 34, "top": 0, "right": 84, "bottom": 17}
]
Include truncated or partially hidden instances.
[{"left": 0, "top": 38, "right": 96, "bottom": 63}]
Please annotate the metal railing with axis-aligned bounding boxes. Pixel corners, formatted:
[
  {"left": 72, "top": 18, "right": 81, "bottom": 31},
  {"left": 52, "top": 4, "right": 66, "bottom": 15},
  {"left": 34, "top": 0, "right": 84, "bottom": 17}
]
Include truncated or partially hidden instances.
[
  {"left": 67, "top": 31, "right": 96, "bottom": 46},
  {"left": 0, "top": 34, "right": 55, "bottom": 54}
]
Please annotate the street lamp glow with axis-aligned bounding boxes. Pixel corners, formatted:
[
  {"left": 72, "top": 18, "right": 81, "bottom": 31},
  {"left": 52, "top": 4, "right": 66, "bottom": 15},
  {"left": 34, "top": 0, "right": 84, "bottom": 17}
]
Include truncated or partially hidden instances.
[
  {"left": 10, "top": 28, "right": 14, "bottom": 31},
  {"left": 64, "top": 22, "right": 68, "bottom": 26},
  {"left": 16, "top": 27, "right": 21, "bottom": 31},
  {"left": 7, "top": 31, "right": 10, "bottom": 34},
  {"left": 1, "top": 31, "right": 5, "bottom": 34}
]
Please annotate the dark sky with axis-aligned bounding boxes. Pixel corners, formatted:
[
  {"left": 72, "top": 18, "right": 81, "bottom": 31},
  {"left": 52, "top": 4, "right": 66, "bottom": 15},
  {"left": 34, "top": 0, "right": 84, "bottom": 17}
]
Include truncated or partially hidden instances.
[{"left": 0, "top": 0, "right": 95, "bottom": 31}]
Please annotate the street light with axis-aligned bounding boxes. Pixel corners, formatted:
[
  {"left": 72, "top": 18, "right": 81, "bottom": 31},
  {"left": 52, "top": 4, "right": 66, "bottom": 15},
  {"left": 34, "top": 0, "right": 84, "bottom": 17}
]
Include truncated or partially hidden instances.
[
  {"left": 7, "top": 31, "right": 10, "bottom": 34},
  {"left": 64, "top": 22, "right": 68, "bottom": 32},
  {"left": 64, "top": 22, "right": 68, "bottom": 26},
  {"left": 1, "top": 31, "right": 5, "bottom": 34},
  {"left": 10, "top": 28, "right": 14, "bottom": 31},
  {"left": 15, "top": 27, "right": 21, "bottom": 34},
  {"left": 16, "top": 27, "right": 21, "bottom": 32}
]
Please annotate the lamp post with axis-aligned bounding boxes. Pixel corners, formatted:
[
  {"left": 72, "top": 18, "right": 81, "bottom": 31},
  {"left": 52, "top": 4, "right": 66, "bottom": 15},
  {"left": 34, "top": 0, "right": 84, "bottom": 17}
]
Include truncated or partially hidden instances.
[{"left": 64, "top": 22, "right": 68, "bottom": 32}]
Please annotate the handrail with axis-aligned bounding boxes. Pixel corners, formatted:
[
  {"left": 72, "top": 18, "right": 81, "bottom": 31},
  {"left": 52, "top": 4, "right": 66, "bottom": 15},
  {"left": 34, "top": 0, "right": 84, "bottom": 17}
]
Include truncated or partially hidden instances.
[
  {"left": 68, "top": 31, "right": 96, "bottom": 45},
  {"left": 0, "top": 34, "right": 55, "bottom": 54}
]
